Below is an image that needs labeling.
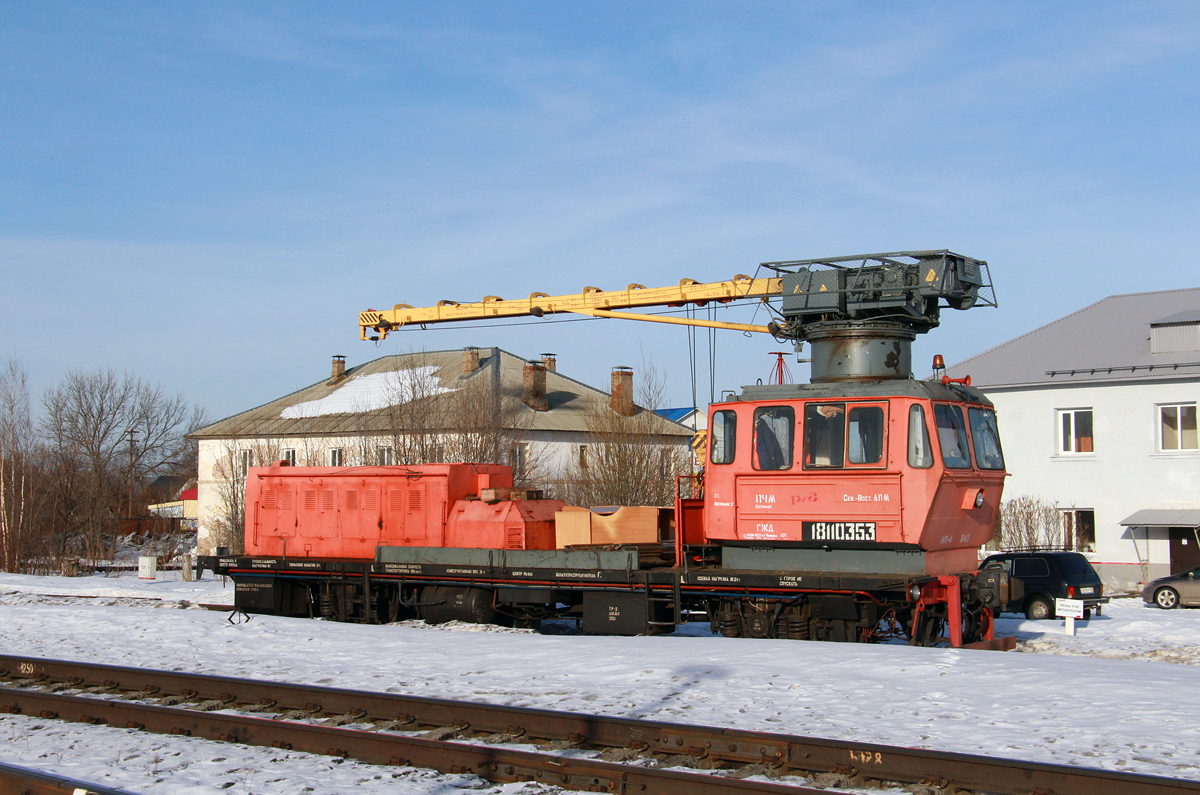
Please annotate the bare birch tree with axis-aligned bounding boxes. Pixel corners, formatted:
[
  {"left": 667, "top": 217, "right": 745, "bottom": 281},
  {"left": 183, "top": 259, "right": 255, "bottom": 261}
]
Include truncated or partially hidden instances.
[
  {"left": 379, "top": 356, "right": 451, "bottom": 464},
  {"left": 559, "top": 362, "right": 689, "bottom": 508},
  {"left": 40, "top": 369, "right": 205, "bottom": 565},
  {"left": 996, "top": 494, "right": 1065, "bottom": 550},
  {"left": 0, "top": 358, "right": 41, "bottom": 572},
  {"left": 209, "top": 438, "right": 288, "bottom": 554}
]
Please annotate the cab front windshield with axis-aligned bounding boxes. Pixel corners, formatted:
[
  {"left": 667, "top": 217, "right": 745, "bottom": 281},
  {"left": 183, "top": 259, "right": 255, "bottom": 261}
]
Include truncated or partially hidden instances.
[{"left": 968, "top": 407, "right": 1005, "bottom": 470}]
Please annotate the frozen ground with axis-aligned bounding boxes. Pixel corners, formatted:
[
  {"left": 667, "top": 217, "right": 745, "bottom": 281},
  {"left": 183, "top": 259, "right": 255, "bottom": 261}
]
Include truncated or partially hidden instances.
[{"left": 1, "top": 571, "right": 1199, "bottom": 793}]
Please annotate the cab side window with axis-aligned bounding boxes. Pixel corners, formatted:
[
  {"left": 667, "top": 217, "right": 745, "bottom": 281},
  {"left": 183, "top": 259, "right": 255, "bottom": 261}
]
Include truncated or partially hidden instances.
[
  {"left": 804, "top": 403, "right": 845, "bottom": 468},
  {"left": 908, "top": 405, "right": 934, "bottom": 468},
  {"left": 710, "top": 410, "right": 737, "bottom": 465},
  {"left": 753, "top": 406, "right": 794, "bottom": 470},
  {"left": 847, "top": 406, "right": 885, "bottom": 464}
]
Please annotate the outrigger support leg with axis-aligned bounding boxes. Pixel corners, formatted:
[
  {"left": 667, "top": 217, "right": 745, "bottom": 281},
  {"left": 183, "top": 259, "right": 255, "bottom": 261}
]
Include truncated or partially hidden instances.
[{"left": 941, "top": 575, "right": 964, "bottom": 648}]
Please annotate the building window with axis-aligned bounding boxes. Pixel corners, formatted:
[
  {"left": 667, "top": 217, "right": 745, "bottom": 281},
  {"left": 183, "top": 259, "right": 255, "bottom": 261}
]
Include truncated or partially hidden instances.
[
  {"left": 377, "top": 446, "right": 394, "bottom": 466},
  {"left": 329, "top": 448, "right": 344, "bottom": 467},
  {"left": 237, "top": 449, "right": 251, "bottom": 479},
  {"left": 1063, "top": 509, "right": 1096, "bottom": 553},
  {"left": 659, "top": 448, "right": 673, "bottom": 480},
  {"left": 1160, "top": 403, "right": 1198, "bottom": 451},
  {"left": 578, "top": 445, "right": 588, "bottom": 469},
  {"left": 1057, "top": 409, "right": 1094, "bottom": 454},
  {"left": 508, "top": 444, "right": 529, "bottom": 480},
  {"left": 281, "top": 448, "right": 296, "bottom": 466}
]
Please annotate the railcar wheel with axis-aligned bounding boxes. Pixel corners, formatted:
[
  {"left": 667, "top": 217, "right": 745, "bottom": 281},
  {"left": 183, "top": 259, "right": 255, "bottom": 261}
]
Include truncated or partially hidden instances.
[
  {"left": 1024, "top": 596, "right": 1053, "bottom": 620},
  {"left": 1155, "top": 587, "right": 1180, "bottom": 610},
  {"left": 961, "top": 606, "right": 987, "bottom": 645},
  {"left": 910, "top": 607, "right": 946, "bottom": 647}
]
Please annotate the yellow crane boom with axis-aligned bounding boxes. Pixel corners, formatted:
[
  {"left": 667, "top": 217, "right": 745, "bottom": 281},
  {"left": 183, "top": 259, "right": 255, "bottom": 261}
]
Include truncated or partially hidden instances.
[{"left": 359, "top": 275, "right": 784, "bottom": 341}]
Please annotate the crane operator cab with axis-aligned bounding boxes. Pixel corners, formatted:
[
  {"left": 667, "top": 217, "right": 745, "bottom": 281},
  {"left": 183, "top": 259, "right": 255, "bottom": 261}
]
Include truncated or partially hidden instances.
[
  {"left": 697, "top": 379, "right": 1005, "bottom": 579},
  {"left": 687, "top": 251, "right": 1004, "bottom": 580}
]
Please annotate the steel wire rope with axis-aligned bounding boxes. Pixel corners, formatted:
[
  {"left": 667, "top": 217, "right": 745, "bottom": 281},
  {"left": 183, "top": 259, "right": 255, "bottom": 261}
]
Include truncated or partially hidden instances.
[{"left": 686, "top": 305, "right": 699, "bottom": 417}]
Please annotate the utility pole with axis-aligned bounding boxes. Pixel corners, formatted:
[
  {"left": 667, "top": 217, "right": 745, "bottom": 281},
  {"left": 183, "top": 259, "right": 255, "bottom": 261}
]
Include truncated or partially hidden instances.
[{"left": 127, "top": 427, "right": 136, "bottom": 520}]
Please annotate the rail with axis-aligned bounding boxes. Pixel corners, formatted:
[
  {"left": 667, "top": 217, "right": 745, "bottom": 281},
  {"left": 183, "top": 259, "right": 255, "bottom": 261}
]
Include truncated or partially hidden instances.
[
  {"left": 1, "top": 655, "right": 1194, "bottom": 795},
  {"left": 0, "top": 760, "right": 137, "bottom": 795}
]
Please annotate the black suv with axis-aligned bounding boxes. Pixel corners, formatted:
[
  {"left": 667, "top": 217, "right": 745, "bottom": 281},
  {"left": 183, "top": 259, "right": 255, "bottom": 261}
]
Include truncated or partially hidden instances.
[{"left": 979, "top": 551, "right": 1108, "bottom": 620}]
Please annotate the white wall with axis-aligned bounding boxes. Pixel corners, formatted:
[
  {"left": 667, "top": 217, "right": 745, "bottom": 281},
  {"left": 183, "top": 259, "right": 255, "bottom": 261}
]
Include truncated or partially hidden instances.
[{"left": 986, "top": 379, "right": 1200, "bottom": 589}]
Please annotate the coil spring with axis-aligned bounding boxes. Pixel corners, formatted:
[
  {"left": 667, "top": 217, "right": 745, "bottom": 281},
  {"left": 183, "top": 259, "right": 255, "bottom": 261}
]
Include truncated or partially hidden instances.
[
  {"left": 787, "top": 613, "right": 809, "bottom": 641},
  {"left": 718, "top": 611, "right": 740, "bottom": 638},
  {"left": 318, "top": 593, "right": 336, "bottom": 617}
]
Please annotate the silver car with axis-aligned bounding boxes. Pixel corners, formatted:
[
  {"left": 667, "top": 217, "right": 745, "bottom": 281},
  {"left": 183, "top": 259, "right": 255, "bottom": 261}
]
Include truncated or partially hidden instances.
[{"left": 1143, "top": 566, "right": 1200, "bottom": 609}]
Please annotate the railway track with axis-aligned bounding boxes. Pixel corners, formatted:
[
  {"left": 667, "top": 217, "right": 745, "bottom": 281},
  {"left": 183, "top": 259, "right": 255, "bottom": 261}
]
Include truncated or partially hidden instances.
[
  {"left": 1, "top": 654, "right": 1195, "bottom": 795},
  {"left": 0, "top": 760, "right": 137, "bottom": 795}
]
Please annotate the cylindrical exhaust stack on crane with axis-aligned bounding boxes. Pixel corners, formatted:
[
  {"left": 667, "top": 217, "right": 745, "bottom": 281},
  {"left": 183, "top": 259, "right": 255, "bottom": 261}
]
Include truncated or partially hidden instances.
[{"left": 806, "top": 323, "right": 915, "bottom": 382}]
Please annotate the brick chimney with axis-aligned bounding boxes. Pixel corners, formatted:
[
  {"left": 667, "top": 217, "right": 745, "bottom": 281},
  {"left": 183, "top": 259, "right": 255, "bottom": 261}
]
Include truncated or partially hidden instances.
[
  {"left": 540, "top": 353, "right": 557, "bottom": 372},
  {"left": 523, "top": 362, "right": 548, "bottom": 411},
  {"left": 331, "top": 355, "right": 346, "bottom": 382},
  {"left": 610, "top": 366, "right": 634, "bottom": 416},
  {"left": 463, "top": 347, "right": 480, "bottom": 374}
]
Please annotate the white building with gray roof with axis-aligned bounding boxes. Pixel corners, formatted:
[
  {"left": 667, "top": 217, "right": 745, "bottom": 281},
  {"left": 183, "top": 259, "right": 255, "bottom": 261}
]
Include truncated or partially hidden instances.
[
  {"left": 189, "top": 348, "right": 693, "bottom": 555},
  {"left": 947, "top": 287, "right": 1200, "bottom": 591}
]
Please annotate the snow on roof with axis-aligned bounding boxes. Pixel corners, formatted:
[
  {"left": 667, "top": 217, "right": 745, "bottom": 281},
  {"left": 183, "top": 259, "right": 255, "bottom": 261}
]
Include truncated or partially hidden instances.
[
  {"left": 280, "top": 368, "right": 454, "bottom": 419},
  {"left": 190, "top": 347, "right": 692, "bottom": 440}
]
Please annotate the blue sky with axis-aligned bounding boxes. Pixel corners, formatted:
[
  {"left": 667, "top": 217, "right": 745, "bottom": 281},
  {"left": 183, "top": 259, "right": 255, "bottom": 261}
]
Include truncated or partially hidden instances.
[{"left": 3, "top": 2, "right": 1198, "bottom": 419}]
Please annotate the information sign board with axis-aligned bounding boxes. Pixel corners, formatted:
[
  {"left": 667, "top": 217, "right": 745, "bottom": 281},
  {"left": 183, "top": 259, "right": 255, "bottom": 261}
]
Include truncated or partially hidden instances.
[{"left": 1056, "top": 598, "right": 1085, "bottom": 618}]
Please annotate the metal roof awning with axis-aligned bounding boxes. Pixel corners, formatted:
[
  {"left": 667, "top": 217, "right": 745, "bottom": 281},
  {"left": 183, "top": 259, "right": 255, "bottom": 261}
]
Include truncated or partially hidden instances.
[{"left": 1119, "top": 509, "right": 1200, "bottom": 528}]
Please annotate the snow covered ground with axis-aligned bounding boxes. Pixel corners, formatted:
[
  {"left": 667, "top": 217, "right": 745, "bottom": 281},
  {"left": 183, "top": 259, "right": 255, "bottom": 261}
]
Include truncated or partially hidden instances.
[{"left": 1, "top": 570, "right": 1199, "bottom": 794}]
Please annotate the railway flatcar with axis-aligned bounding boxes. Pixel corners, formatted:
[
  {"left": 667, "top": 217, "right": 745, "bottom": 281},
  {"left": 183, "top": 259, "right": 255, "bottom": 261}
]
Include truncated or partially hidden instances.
[{"left": 203, "top": 251, "right": 1020, "bottom": 648}]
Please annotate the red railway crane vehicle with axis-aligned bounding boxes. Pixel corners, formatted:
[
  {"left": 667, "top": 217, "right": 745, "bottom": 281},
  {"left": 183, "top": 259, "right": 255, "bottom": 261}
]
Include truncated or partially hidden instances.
[{"left": 204, "top": 251, "right": 1019, "bottom": 647}]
